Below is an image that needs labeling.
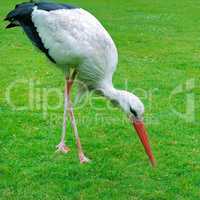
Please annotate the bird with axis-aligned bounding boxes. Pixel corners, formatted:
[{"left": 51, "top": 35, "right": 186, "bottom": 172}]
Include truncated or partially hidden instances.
[{"left": 5, "top": 1, "right": 156, "bottom": 166}]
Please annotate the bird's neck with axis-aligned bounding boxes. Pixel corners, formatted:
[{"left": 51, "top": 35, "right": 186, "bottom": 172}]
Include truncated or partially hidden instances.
[
  {"left": 99, "top": 83, "right": 143, "bottom": 117},
  {"left": 99, "top": 83, "right": 123, "bottom": 103}
]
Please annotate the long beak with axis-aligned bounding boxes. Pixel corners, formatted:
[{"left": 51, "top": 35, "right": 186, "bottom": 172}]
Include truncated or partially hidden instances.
[{"left": 132, "top": 119, "right": 156, "bottom": 167}]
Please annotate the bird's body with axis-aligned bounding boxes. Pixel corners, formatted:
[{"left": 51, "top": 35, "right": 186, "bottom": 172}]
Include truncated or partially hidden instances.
[
  {"left": 5, "top": 1, "right": 155, "bottom": 166},
  {"left": 33, "top": 7, "right": 118, "bottom": 88}
]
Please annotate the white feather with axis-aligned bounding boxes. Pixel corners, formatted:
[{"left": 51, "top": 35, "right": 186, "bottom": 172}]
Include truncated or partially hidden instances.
[{"left": 31, "top": 7, "right": 118, "bottom": 89}]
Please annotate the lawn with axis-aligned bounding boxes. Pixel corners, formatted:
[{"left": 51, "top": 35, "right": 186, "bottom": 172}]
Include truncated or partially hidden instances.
[{"left": 0, "top": 0, "right": 200, "bottom": 199}]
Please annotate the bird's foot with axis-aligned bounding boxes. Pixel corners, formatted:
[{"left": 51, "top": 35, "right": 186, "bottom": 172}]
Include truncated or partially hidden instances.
[
  {"left": 79, "top": 152, "right": 90, "bottom": 164},
  {"left": 56, "top": 142, "right": 70, "bottom": 154}
]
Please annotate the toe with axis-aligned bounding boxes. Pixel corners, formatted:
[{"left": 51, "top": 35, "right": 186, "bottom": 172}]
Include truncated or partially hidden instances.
[
  {"left": 56, "top": 143, "right": 70, "bottom": 154},
  {"left": 79, "top": 153, "right": 90, "bottom": 164}
]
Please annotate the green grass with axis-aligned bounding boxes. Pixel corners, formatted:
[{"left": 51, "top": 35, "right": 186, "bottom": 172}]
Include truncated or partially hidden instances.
[{"left": 1, "top": 0, "right": 200, "bottom": 199}]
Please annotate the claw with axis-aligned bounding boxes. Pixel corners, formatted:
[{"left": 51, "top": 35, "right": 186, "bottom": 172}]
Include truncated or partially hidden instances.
[
  {"left": 56, "top": 143, "right": 70, "bottom": 154},
  {"left": 79, "top": 152, "right": 90, "bottom": 164}
]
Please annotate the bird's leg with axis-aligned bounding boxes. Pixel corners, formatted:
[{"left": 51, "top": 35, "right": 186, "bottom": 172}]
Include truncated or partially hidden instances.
[
  {"left": 56, "top": 76, "right": 70, "bottom": 154},
  {"left": 68, "top": 98, "right": 90, "bottom": 164},
  {"left": 67, "top": 71, "right": 90, "bottom": 164}
]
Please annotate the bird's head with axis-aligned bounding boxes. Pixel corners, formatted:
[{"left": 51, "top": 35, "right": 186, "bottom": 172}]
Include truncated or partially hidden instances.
[
  {"left": 116, "top": 90, "right": 144, "bottom": 121},
  {"left": 112, "top": 90, "right": 156, "bottom": 166}
]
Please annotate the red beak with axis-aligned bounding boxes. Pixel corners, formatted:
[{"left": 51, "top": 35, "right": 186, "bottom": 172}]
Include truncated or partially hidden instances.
[{"left": 133, "top": 120, "right": 156, "bottom": 167}]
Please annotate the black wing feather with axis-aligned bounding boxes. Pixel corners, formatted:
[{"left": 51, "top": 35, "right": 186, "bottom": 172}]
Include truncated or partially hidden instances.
[{"left": 37, "top": 2, "right": 76, "bottom": 11}]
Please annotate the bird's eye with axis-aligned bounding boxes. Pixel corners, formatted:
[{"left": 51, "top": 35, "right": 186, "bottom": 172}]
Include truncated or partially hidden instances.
[{"left": 130, "top": 107, "right": 138, "bottom": 118}]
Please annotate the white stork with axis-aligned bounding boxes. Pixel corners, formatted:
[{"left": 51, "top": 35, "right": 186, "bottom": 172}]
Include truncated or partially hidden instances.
[{"left": 5, "top": 1, "right": 156, "bottom": 166}]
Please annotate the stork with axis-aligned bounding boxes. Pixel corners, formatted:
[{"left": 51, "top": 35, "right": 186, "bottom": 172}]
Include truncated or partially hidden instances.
[{"left": 5, "top": 1, "right": 156, "bottom": 166}]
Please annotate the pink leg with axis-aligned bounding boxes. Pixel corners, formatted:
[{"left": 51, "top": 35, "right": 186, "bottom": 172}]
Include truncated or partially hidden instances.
[
  {"left": 67, "top": 79, "right": 90, "bottom": 164},
  {"left": 56, "top": 77, "right": 70, "bottom": 153}
]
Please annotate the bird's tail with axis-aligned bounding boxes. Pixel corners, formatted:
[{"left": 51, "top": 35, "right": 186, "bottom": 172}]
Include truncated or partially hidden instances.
[
  {"left": 4, "top": 1, "right": 66, "bottom": 29},
  {"left": 4, "top": 2, "right": 35, "bottom": 29}
]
